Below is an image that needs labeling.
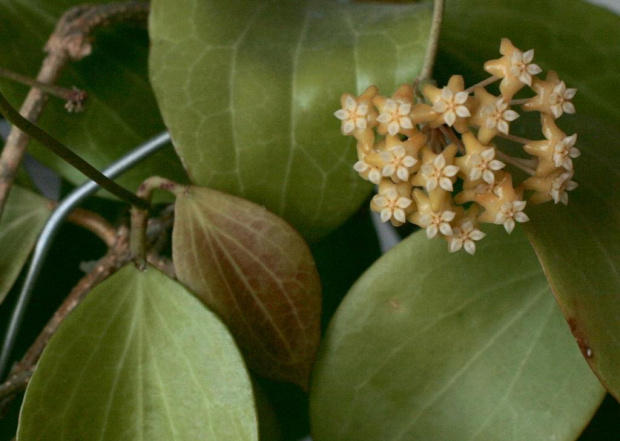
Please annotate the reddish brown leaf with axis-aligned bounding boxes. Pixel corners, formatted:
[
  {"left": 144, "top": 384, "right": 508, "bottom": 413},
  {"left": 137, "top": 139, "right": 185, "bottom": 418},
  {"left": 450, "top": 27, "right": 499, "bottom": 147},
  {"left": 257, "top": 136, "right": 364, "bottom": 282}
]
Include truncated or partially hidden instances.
[{"left": 172, "top": 186, "right": 321, "bottom": 388}]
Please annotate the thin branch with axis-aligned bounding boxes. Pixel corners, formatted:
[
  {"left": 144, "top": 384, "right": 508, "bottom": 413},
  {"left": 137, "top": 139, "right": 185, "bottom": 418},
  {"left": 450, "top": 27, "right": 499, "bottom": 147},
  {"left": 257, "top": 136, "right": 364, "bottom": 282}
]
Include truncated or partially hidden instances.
[
  {"left": 66, "top": 207, "right": 117, "bottom": 248},
  {"left": 0, "top": 369, "right": 33, "bottom": 401},
  {"left": 0, "top": 1, "right": 149, "bottom": 219},
  {"left": 419, "top": 0, "right": 444, "bottom": 81},
  {"left": 0, "top": 90, "right": 149, "bottom": 210}
]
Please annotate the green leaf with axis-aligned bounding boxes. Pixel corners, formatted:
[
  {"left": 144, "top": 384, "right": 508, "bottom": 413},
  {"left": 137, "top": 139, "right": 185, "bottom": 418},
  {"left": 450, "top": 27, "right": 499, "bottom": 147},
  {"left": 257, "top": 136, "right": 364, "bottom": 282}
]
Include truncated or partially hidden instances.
[
  {"left": 0, "top": 0, "right": 187, "bottom": 195},
  {"left": 0, "top": 186, "right": 50, "bottom": 304},
  {"left": 172, "top": 186, "right": 321, "bottom": 389},
  {"left": 439, "top": 0, "right": 620, "bottom": 400},
  {"left": 18, "top": 263, "right": 258, "bottom": 440},
  {"left": 310, "top": 228, "right": 605, "bottom": 441},
  {"left": 149, "top": 0, "right": 433, "bottom": 240}
]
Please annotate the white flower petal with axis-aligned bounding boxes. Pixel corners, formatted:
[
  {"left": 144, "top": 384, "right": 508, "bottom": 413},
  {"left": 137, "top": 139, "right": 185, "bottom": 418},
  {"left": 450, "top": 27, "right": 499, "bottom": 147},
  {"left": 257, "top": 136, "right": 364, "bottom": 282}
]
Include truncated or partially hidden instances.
[
  {"left": 373, "top": 196, "right": 387, "bottom": 207},
  {"left": 439, "top": 177, "right": 454, "bottom": 191},
  {"left": 355, "top": 118, "right": 367, "bottom": 129},
  {"left": 396, "top": 167, "right": 409, "bottom": 181},
  {"left": 522, "top": 49, "right": 535, "bottom": 64},
  {"left": 444, "top": 110, "right": 456, "bottom": 127},
  {"left": 403, "top": 156, "right": 417, "bottom": 167},
  {"left": 551, "top": 105, "right": 563, "bottom": 119},
  {"left": 469, "top": 230, "right": 486, "bottom": 241},
  {"left": 564, "top": 88, "right": 577, "bottom": 99},
  {"left": 357, "top": 103, "right": 369, "bottom": 115},
  {"left": 353, "top": 161, "right": 367, "bottom": 172},
  {"left": 514, "top": 212, "right": 530, "bottom": 223},
  {"left": 380, "top": 208, "right": 392, "bottom": 223},
  {"left": 449, "top": 239, "right": 463, "bottom": 253},
  {"left": 527, "top": 63, "right": 542, "bottom": 75},
  {"left": 504, "top": 218, "right": 515, "bottom": 234},
  {"left": 563, "top": 102, "right": 576, "bottom": 114},
  {"left": 426, "top": 177, "right": 438, "bottom": 192},
  {"left": 483, "top": 170, "right": 495, "bottom": 185},
  {"left": 503, "top": 109, "right": 519, "bottom": 121},
  {"left": 560, "top": 192, "right": 569, "bottom": 205},
  {"left": 345, "top": 96, "right": 357, "bottom": 111},
  {"left": 388, "top": 121, "right": 400, "bottom": 136},
  {"left": 441, "top": 87, "right": 453, "bottom": 100},
  {"left": 400, "top": 117, "right": 413, "bottom": 129},
  {"left": 439, "top": 222, "right": 453, "bottom": 236},
  {"left": 342, "top": 121, "right": 355, "bottom": 134},
  {"left": 464, "top": 240, "right": 476, "bottom": 255},
  {"left": 393, "top": 208, "right": 406, "bottom": 223},
  {"left": 384, "top": 100, "right": 397, "bottom": 112},
  {"left": 489, "top": 160, "right": 505, "bottom": 170},
  {"left": 418, "top": 214, "right": 432, "bottom": 227},
  {"left": 334, "top": 109, "right": 348, "bottom": 120},
  {"left": 377, "top": 113, "right": 391, "bottom": 124},
  {"left": 434, "top": 154, "right": 446, "bottom": 169},
  {"left": 485, "top": 118, "right": 497, "bottom": 129},
  {"left": 399, "top": 103, "right": 411, "bottom": 115},
  {"left": 433, "top": 101, "right": 447, "bottom": 113},
  {"left": 512, "top": 200, "right": 527, "bottom": 211},
  {"left": 497, "top": 120, "right": 509, "bottom": 134},
  {"left": 443, "top": 165, "right": 460, "bottom": 177},
  {"left": 455, "top": 106, "right": 471, "bottom": 118},
  {"left": 369, "top": 169, "right": 381, "bottom": 184},
  {"left": 519, "top": 72, "right": 532, "bottom": 86},
  {"left": 397, "top": 197, "right": 412, "bottom": 209},
  {"left": 382, "top": 164, "right": 396, "bottom": 177},
  {"left": 565, "top": 134, "right": 578, "bottom": 147},
  {"left": 455, "top": 91, "right": 469, "bottom": 104},
  {"left": 470, "top": 168, "right": 482, "bottom": 181},
  {"left": 426, "top": 225, "right": 438, "bottom": 239},
  {"left": 481, "top": 148, "right": 496, "bottom": 161},
  {"left": 441, "top": 210, "right": 456, "bottom": 222}
]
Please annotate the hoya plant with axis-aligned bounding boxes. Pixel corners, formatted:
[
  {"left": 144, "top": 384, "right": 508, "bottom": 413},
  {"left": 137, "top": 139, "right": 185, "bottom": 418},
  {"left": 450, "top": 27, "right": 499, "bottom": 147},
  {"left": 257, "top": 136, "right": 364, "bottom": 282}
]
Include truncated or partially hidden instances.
[{"left": 0, "top": 0, "right": 618, "bottom": 440}]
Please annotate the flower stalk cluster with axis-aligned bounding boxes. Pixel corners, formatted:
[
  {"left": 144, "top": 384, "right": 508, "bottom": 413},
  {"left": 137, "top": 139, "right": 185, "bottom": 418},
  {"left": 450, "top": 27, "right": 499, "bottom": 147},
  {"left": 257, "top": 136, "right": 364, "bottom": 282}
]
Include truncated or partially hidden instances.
[{"left": 335, "top": 39, "right": 578, "bottom": 255}]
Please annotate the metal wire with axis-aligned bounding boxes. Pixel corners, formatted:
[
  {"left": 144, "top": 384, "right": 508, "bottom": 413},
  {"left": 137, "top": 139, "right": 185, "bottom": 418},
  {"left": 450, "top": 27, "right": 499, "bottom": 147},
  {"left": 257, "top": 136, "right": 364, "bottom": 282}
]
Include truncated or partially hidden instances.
[{"left": 0, "top": 131, "right": 171, "bottom": 379}]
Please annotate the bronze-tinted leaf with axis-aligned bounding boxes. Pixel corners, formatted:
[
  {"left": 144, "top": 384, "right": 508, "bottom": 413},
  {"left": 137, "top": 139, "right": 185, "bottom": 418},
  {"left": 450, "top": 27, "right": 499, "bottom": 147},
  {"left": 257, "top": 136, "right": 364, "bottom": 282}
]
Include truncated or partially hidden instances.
[{"left": 172, "top": 186, "right": 321, "bottom": 389}]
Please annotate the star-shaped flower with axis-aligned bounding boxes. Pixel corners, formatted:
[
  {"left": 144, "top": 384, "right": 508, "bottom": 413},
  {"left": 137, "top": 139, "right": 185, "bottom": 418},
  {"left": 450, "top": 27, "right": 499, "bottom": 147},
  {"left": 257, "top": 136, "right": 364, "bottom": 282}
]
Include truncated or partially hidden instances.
[
  {"left": 422, "top": 75, "right": 472, "bottom": 133},
  {"left": 476, "top": 172, "right": 528, "bottom": 233},
  {"left": 469, "top": 87, "right": 519, "bottom": 144},
  {"left": 448, "top": 221, "right": 486, "bottom": 255},
  {"left": 374, "top": 84, "right": 417, "bottom": 137},
  {"left": 409, "top": 190, "right": 459, "bottom": 238},
  {"left": 353, "top": 158, "right": 382, "bottom": 184},
  {"left": 524, "top": 115, "right": 579, "bottom": 175},
  {"left": 380, "top": 145, "right": 418, "bottom": 182},
  {"left": 370, "top": 183, "right": 414, "bottom": 226},
  {"left": 412, "top": 145, "right": 460, "bottom": 193},
  {"left": 484, "top": 39, "right": 543, "bottom": 100},
  {"left": 419, "top": 210, "right": 456, "bottom": 239},
  {"left": 522, "top": 71, "right": 577, "bottom": 119},
  {"left": 455, "top": 132, "right": 505, "bottom": 186},
  {"left": 523, "top": 169, "right": 578, "bottom": 205},
  {"left": 334, "top": 86, "right": 378, "bottom": 147}
]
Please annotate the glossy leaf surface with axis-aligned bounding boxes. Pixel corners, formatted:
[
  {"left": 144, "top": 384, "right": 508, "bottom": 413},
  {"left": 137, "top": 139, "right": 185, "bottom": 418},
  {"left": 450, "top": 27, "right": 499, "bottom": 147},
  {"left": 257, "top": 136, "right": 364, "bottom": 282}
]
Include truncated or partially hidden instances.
[
  {"left": 439, "top": 0, "right": 620, "bottom": 399},
  {"left": 0, "top": 0, "right": 187, "bottom": 194},
  {"left": 0, "top": 186, "right": 50, "bottom": 304},
  {"left": 18, "top": 263, "right": 257, "bottom": 441},
  {"left": 149, "top": 0, "right": 433, "bottom": 239},
  {"left": 310, "top": 228, "right": 605, "bottom": 441},
  {"left": 172, "top": 186, "right": 321, "bottom": 389}
]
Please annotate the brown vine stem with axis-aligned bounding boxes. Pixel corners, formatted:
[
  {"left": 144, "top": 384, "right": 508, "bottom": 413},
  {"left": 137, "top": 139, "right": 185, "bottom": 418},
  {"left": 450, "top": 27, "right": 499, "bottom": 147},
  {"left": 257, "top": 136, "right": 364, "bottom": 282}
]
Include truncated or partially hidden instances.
[
  {"left": 419, "top": 0, "right": 444, "bottom": 81},
  {"left": 66, "top": 207, "right": 118, "bottom": 248},
  {"left": 131, "top": 176, "right": 183, "bottom": 269},
  {"left": 0, "top": 1, "right": 149, "bottom": 220},
  {"left": 0, "top": 91, "right": 149, "bottom": 210}
]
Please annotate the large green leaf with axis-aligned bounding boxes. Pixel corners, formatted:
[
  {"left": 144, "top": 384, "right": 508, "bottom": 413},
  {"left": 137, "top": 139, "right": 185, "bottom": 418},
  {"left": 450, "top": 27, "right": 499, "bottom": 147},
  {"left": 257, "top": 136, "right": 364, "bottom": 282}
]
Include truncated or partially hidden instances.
[
  {"left": 17, "top": 263, "right": 258, "bottom": 440},
  {"left": 439, "top": 0, "right": 620, "bottom": 400},
  {"left": 310, "top": 228, "right": 605, "bottom": 441},
  {"left": 172, "top": 185, "right": 321, "bottom": 389},
  {"left": 0, "top": 0, "right": 187, "bottom": 194},
  {"left": 149, "top": 0, "right": 433, "bottom": 240},
  {"left": 0, "top": 186, "right": 50, "bottom": 304}
]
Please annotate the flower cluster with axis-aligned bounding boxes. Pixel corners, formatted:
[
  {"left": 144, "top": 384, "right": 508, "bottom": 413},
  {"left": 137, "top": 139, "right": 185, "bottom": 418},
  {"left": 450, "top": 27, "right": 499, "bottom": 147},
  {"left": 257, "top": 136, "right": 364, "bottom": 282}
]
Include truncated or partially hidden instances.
[{"left": 334, "top": 39, "right": 578, "bottom": 255}]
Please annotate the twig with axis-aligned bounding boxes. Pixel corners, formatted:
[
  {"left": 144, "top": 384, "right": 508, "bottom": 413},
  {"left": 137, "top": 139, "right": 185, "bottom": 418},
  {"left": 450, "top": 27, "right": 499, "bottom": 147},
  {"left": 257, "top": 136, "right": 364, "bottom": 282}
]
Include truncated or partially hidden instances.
[
  {"left": 419, "top": 0, "right": 444, "bottom": 81},
  {"left": 66, "top": 207, "right": 117, "bottom": 248},
  {"left": 0, "top": 1, "right": 149, "bottom": 220},
  {"left": 0, "top": 90, "right": 149, "bottom": 210},
  {"left": 0, "top": 369, "right": 33, "bottom": 401},
  {"left": 0, "top": 66, "right": 86, "bottom": 112}
]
